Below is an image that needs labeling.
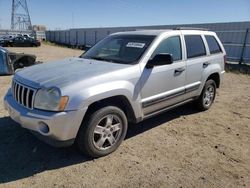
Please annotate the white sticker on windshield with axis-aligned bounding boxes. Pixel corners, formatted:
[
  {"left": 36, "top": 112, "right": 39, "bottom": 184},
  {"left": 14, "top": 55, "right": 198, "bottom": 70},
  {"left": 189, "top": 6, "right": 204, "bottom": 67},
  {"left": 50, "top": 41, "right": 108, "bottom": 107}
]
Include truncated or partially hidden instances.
[{"left": 126, "top": 42, "right": 145, "bottom": 48}]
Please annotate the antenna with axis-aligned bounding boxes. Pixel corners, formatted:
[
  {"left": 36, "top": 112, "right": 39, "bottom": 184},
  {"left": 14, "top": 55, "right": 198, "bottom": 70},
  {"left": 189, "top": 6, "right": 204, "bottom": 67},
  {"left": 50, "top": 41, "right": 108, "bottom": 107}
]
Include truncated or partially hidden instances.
[{"left": 11, "top": 0, "right": 32, "bottom": 30}]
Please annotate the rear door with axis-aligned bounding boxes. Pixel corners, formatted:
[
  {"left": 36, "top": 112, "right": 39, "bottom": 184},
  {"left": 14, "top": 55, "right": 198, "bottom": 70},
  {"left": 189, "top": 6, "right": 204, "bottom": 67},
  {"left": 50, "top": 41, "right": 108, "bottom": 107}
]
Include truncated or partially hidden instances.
[
  {"left": 22, "top": 37, "right": 31, "bottom": 47},
  {"left": 13, "top": 37, "right": 25, "bottom": 47},
  {"left": 183, "top": 34, "right": 209, "bottom": 100}
]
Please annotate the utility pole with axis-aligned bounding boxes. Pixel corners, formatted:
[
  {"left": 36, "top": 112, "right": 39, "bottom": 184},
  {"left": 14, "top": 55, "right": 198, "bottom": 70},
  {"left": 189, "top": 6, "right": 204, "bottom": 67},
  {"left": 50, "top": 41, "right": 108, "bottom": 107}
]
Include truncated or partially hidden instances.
[
  {"left": 239, "top": 29, "right": 249, "bottom": 65},
  {"left": 11, "top": 0, "right": 32, "bottom": 30}
]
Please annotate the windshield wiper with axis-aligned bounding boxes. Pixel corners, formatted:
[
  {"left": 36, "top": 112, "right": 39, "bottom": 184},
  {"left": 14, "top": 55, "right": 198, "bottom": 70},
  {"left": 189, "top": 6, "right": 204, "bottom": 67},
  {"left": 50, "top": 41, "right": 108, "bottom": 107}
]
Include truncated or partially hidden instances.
[
  {"left": 81, "top": 56, "right": 107, "bottom": 61},
  {"left": 87, "top": 56, "right": 121, "bottom": 63},
  {"left": 82, "top": 56, "right": 129, "bottom": 64},
  {"left": 90, "top": 57, "right": 110, "bottom": 61}
]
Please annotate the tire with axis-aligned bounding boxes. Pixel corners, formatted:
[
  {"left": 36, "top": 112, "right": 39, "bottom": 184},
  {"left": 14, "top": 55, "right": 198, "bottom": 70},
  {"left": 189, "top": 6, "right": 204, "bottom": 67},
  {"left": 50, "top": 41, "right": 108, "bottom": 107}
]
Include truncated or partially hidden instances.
[
  {"left": 195, "top": 79, "right": 216, "bottom": 111},
  {"left": 77, "top": 106, "right": 128, "bottom": 158}
]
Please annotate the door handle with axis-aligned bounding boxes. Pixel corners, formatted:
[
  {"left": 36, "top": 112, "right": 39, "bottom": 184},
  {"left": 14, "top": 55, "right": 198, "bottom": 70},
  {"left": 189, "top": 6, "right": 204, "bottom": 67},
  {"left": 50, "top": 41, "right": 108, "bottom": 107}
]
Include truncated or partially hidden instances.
[
  {"left": 175, "top": 67, "right": 185, "bottom": 73},
  {"left": 203, "top": 62, "right": 211, "bottom": 68}
]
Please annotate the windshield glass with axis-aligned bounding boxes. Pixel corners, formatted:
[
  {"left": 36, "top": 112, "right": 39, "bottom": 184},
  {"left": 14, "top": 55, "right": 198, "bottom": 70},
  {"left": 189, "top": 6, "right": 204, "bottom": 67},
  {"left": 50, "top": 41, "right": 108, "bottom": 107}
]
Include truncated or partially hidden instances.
[{"left": 80, "top": 35, "right": 155, "bottom": 64}]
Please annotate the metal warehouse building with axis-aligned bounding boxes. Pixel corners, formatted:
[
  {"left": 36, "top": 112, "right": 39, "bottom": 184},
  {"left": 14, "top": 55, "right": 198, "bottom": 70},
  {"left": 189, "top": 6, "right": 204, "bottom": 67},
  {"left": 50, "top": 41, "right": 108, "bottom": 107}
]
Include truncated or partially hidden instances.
[{"left": 46, "top": 21, "right": 250, "bottom": 63}]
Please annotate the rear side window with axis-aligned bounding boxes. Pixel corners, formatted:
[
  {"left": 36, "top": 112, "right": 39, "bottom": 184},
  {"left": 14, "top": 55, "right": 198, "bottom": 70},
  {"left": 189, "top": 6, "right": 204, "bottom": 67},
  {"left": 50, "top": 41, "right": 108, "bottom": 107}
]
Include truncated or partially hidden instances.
[
  {"left": 185, "top": 35, "right": 206, "bottom": 58},
  {"left": 151, "top": 36, "right": 182, "bottom": 61},
  {"left": 205, "top": 35, "right": 222, "bottom": 54}
]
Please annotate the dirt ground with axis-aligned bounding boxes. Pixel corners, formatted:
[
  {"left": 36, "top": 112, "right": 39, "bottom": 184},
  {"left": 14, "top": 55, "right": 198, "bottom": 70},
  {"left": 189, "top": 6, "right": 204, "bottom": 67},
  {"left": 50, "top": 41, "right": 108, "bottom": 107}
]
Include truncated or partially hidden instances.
[{"left": 0, "top": 44, "right": 249, "bottom": 188}]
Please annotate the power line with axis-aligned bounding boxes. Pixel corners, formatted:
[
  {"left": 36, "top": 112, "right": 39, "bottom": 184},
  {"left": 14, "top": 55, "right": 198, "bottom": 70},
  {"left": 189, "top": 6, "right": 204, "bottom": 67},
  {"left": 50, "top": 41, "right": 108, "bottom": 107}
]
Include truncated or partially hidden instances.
[{"left": 11, "top": 0, "right": 32, "bottom": 30}]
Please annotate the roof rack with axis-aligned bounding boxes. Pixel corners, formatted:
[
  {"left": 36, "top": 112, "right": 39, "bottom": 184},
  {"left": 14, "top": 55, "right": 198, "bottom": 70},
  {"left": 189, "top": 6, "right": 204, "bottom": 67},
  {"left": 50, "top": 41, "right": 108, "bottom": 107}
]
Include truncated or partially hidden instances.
[{"left": 174, "top": 27, "right": 209, "bottom": 31}]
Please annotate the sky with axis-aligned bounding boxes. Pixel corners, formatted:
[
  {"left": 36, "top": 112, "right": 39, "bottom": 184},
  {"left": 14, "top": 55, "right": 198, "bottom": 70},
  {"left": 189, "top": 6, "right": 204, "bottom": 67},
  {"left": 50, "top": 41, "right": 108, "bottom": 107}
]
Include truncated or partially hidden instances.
[{"left": 0, "top": 0, "right": 249, "bottom": 30}]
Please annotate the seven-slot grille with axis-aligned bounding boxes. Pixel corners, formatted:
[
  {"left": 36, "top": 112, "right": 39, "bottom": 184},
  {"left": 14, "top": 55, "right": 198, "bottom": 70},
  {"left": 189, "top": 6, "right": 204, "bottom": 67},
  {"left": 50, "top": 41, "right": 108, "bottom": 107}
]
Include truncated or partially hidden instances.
[{"left": 12, "top": 80, "right": 36, "bottom": 109}]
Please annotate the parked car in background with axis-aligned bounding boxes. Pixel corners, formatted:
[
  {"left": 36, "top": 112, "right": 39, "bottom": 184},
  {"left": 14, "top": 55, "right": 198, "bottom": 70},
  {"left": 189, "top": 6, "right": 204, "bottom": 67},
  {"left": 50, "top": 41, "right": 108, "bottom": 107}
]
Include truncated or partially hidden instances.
[
  {"left": 0, "top": 36, "right": 41, "bottom": 47},
  {"left": 0, "top": 35, "right": 15, "bottom": 41},
  {"left": 17, "top": 34, "right": 35, "bottom": 39},
  {"left": 4, "top": 29, "right": 226, "bottom": 157},
  {"left": 0, "top": 47, "right": 40, "bottom": 75},
  {"left": 1, "top": 35, "right": 13, "bottom": 39}
]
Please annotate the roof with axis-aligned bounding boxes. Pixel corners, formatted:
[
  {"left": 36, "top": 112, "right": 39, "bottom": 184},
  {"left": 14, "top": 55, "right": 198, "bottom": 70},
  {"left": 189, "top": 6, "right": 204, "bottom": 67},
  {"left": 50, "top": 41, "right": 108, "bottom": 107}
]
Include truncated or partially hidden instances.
[
  {"left": 111, "top": 29, "right": 214, "bottom": 36},
  {"left": 112, "top": 30, "right": 172, "bottom": 36}
]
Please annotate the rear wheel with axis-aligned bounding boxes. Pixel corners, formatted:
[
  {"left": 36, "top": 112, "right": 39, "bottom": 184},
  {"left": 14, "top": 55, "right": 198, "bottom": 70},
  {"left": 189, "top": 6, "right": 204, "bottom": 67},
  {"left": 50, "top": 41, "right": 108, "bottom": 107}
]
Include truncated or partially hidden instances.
[
  {"left": 77, "top": 106, "right": 128, "bottom": 158},
  {"left": 195, "top": 79, "right": 216, "bottom": 111}
]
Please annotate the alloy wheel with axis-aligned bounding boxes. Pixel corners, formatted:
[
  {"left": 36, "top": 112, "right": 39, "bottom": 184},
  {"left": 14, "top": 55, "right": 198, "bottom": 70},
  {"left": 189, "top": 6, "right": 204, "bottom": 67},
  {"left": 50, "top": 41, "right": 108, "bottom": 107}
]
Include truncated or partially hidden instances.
[
  {"left": 92, "top": 114, "right": 123, "bottom": 151},
  {"left": 203, "top": 85, "right": 215, "bottom": 107}
]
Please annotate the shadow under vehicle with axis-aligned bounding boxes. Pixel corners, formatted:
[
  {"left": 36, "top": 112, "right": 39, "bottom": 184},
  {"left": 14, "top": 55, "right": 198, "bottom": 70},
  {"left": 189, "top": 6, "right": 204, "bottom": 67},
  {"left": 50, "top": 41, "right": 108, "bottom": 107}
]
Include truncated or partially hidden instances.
[{"left": 0, "top": 47, "right": 40, "bottom": 75}]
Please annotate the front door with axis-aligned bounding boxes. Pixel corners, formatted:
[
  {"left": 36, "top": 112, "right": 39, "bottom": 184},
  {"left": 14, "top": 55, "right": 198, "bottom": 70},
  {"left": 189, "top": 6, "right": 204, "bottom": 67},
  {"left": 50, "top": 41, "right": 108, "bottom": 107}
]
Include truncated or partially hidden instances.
[{"left": 140, "top": 36, "right": 186, "bottom": 116}]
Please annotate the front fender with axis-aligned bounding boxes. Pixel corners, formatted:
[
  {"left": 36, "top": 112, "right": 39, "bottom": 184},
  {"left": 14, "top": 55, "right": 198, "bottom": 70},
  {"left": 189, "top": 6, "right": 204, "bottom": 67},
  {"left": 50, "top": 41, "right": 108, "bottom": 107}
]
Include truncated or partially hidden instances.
[{"left": 65, "top": 80, "right": 143, "bottom": 119}]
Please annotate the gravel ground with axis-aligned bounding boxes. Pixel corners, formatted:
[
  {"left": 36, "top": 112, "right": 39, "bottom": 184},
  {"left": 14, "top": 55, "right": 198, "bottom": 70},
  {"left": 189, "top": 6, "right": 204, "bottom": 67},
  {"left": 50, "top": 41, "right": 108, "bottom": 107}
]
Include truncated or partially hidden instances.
[{"left": 0, "top": 44, "right": 250, "bottom": 188}]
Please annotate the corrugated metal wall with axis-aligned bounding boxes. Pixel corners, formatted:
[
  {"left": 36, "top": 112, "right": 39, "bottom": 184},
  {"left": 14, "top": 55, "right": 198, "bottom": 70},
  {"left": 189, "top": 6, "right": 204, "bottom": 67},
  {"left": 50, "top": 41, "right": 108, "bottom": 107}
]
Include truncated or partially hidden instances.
[{"left": 46, "top": 21, "right": 250, "bottom": 63}]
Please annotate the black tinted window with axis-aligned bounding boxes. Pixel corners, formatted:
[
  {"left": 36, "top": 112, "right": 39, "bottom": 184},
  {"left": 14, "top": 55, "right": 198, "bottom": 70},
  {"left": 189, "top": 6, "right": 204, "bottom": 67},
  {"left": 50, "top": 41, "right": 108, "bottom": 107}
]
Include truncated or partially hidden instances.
[
  {"left": 205, "top": 35, "right": 222, "bottom": 54},
  {"left": 185, "top": 35, "right": 206, "bottom": 58},
  {"left": 151, "top": 36, "right": 182, "bottom": 61}
]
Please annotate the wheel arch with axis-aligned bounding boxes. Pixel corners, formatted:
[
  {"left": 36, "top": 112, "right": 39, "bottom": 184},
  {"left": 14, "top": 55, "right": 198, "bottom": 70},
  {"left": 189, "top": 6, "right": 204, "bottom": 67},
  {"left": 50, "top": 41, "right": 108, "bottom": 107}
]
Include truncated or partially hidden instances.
[
  {"left": 206, "top": 72, "right": 220, "bottom": 88},
  {"left": 83, "top": 95, "right": 138, "bottom": 124}
]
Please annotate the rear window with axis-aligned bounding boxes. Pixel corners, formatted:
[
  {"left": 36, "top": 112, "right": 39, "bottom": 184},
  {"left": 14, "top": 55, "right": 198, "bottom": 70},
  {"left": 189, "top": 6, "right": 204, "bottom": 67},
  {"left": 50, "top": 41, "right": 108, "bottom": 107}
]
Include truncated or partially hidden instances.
[
  {"left": 185, "top": 35, "right": 206, "bottom": 58},
  {"left": 205, "top": 35, "right": 222, "bottom": 54}
]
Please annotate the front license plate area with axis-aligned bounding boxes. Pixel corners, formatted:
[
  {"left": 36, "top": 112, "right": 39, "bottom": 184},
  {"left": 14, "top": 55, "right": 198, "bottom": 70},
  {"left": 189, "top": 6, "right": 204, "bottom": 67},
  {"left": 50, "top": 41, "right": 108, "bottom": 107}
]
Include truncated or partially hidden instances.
[{"left": 8, "top": 105, "right": 20, "bottom": 123}]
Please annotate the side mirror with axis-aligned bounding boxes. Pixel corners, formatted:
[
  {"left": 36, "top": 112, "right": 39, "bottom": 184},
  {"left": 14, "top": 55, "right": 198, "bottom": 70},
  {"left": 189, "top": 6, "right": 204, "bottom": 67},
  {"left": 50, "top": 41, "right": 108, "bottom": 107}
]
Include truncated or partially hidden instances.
[{"left": 146, "top": 53, "right": 173, "bottom": 68}]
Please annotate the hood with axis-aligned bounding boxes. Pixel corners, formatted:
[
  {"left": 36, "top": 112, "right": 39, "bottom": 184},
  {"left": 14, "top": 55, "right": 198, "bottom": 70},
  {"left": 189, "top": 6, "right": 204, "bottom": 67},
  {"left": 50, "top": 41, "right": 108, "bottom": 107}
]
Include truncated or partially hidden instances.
[{"left": 15, "top": 57, "right": 131, "bottom": 88}]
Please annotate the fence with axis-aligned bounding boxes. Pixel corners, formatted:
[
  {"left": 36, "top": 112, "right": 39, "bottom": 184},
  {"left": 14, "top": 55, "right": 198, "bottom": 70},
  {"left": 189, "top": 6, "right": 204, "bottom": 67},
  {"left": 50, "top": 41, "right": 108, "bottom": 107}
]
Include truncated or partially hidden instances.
[
  {"left": 48, "top": 21, "right": 250, "bottom": 64},
  {"left": 216, "top": 29, "right": 249, "bottom": 63}
]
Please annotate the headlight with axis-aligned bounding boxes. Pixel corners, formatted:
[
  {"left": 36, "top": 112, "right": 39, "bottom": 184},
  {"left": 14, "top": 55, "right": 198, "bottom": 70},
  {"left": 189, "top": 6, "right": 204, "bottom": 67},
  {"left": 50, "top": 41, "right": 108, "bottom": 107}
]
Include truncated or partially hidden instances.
[{"left": 34, "top": 87, "right": 68, "bottom": 111}]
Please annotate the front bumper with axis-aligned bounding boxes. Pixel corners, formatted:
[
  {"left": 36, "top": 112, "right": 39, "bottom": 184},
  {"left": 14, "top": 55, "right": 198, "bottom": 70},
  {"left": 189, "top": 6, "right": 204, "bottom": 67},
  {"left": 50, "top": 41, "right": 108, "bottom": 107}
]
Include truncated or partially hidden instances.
[{"left": 4, "top": 91, "right": 87, "bottom": 147}]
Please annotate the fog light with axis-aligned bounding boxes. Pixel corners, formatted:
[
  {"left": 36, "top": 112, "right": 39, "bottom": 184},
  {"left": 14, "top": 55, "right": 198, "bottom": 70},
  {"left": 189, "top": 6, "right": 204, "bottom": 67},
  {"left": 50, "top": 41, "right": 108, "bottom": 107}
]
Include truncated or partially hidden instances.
[{"left": 38, "top": 122, "right": 50, "bottom": 134}]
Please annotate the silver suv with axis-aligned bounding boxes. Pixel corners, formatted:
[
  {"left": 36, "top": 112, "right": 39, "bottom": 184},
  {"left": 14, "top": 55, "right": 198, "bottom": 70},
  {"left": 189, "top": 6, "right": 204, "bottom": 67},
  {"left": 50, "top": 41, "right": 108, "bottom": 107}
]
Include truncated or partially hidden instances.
[{"left": 4, "top": 29, "right": 226, "bottom": 157}]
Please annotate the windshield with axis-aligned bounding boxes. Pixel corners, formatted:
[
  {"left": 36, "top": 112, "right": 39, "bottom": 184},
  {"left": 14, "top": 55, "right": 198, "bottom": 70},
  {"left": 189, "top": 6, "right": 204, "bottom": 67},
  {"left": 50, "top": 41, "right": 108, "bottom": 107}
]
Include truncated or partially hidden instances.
[{"left": 80, "top": 35, "right": 155, "bottom": 64}]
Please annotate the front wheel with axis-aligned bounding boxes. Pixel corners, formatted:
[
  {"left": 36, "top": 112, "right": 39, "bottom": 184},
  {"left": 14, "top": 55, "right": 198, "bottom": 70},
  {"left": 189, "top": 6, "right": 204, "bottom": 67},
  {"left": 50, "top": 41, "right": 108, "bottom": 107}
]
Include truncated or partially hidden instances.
[
  {"left": 195, "top": 79, "right": 216, "bottom": 111},
  {"left": 77, "top": 106, "right": 128, "bottom": 158}
]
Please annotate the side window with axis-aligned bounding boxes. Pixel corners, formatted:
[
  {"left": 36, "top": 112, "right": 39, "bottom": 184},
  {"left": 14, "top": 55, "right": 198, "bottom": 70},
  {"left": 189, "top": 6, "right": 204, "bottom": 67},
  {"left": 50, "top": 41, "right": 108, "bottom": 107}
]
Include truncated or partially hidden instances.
[
  {"left": 185, "top": 35, "right": 206, "bottom": 58},
  {"left": 205, "top": 35, "right": 222, "bottom": 54},
  {"left": 151, "top": 36, "right": 182, "bottom": 61},
  {"left": 0, "top": 50, "right": 8, "bottom": 74}
]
